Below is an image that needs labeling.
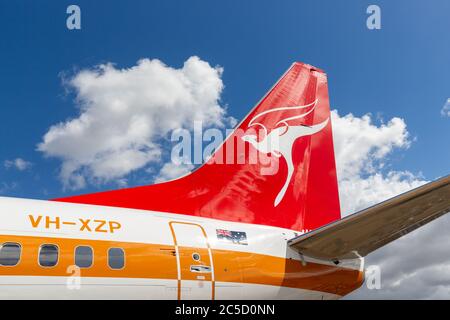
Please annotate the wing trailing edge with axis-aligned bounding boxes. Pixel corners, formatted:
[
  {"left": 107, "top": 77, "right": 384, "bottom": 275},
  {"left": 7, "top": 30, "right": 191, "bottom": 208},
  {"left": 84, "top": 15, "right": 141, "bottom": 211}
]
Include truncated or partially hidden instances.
[{"left": 288, "top": 175, "right": 450, "bottom": 261}]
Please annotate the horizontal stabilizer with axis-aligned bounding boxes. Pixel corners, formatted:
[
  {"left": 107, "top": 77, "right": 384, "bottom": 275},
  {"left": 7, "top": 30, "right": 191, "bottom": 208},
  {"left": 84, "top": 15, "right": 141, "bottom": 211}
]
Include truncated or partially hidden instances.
[{"left": 288, "top": 175, "right": 450, "bottom": 260}]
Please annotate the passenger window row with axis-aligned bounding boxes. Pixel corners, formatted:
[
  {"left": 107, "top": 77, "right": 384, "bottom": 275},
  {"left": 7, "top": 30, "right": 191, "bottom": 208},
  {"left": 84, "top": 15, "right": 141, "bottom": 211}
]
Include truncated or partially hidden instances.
[{"left": 0, "top": 242, "right": 125, "bottom": 270}]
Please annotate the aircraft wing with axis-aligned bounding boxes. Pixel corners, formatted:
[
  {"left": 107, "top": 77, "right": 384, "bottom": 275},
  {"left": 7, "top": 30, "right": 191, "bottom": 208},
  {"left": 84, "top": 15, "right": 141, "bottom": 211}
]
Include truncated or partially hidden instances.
[{"left": 288, "top": 175, "right": 450, "bottom": 261}]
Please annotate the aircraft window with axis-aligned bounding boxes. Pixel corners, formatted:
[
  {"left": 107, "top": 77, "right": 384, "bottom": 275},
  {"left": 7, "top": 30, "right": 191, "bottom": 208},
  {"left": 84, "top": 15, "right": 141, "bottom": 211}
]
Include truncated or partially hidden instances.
[
  {"left": 0, "top": 242, "right": 21, "bottom": 266},
  {"left": 75, "top": 246, "right": 93, "bottom": 268},
  {"left": 108, "top": 248, "right": 125, "bottom": 269},
  {"left": 39, "top": 244, "right": 59, "bottom": 267}
]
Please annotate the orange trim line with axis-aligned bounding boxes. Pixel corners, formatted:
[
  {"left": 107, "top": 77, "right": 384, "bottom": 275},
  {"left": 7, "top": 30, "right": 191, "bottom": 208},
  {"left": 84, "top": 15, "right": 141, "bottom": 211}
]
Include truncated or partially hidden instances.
[{"left": 0, "top": 234, "right": 363, "bottom": 296}]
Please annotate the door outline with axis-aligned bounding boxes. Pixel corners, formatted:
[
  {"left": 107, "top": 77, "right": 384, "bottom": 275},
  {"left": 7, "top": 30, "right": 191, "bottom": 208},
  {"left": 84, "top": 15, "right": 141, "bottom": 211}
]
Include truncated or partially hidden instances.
[{"left": 169, "top": 221, "right": 215, "bottom": 300}]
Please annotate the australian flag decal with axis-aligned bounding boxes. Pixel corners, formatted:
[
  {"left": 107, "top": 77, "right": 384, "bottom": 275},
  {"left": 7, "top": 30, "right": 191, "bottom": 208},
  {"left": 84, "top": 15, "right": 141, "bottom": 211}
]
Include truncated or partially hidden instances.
[{"left": 216, "top": 229, "right": 248, "bottom": 245}]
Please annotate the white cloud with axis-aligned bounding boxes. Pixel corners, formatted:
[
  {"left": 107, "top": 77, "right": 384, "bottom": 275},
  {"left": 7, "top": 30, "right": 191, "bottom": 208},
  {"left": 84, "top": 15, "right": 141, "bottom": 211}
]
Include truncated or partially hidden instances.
[
  {"left": 330, "top": 111, "right": 450, "bottom": 299},
  {"left": 4, "top": 158, "right": 32, "bottom": 171},
  {"left": 38, "top": 56, "right": 230, "bottom": 190},
  {"left": 338, "top": 171, "right": 426, "bottom": 215},
  {"left": 441, "top": 98, "right": 450, "bottom": 117},
  {"left": 0, "top": 181, "right": 18, "bottom": 194},
  {"left": 331, "top": 110, "right": 426, "bottom": 215},
  {"left": 154, "top": 162, "right": 194, "bottom": 184},
  {"left": 36, "top": 56, "right": 448, "bottom": 298}
]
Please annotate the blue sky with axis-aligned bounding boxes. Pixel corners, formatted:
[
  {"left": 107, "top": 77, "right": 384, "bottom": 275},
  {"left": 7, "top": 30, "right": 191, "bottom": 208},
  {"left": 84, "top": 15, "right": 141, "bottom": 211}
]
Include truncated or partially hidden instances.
[{"left": 0, "top": 0, "right": 449, "bottom": 199}]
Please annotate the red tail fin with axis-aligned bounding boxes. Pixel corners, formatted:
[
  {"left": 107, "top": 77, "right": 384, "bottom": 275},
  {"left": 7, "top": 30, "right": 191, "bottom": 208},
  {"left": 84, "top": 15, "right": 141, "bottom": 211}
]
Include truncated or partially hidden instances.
[{"left": 55, "top": 62, "right": 341, "bottom": 231}]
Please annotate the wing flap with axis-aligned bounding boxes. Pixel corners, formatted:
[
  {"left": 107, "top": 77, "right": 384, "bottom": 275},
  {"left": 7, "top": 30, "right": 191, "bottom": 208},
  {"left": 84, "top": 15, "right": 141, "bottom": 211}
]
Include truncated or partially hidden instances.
[{"left": 288, "top": 175, "right": 450, "bottom": 260}]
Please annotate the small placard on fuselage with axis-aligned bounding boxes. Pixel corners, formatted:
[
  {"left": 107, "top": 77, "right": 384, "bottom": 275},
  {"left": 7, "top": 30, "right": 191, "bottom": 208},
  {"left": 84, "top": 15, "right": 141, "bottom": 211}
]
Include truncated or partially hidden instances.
[{"left": 216, "top": 229, "right": 248, "bottom": 245}]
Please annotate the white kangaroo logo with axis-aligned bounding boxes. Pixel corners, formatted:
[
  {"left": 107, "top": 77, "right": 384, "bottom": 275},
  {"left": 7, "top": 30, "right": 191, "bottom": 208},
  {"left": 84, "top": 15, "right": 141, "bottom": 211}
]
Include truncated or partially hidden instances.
[{"left": 241, "top": 99, "right": 329, "bottom": 206}]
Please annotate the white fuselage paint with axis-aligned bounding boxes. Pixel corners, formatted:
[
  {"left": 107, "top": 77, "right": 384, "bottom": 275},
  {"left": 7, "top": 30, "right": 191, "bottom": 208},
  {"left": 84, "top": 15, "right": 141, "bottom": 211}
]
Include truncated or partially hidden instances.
[{"left": 0, "top": 196, "right": 361, "bottom": 300}]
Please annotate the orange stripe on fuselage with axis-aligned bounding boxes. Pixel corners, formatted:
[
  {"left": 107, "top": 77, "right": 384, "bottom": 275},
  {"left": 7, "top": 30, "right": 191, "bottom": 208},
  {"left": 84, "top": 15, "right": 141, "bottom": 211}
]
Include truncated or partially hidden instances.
[{"left": 0, "top": 234, "right": 363, "bottom": 296}]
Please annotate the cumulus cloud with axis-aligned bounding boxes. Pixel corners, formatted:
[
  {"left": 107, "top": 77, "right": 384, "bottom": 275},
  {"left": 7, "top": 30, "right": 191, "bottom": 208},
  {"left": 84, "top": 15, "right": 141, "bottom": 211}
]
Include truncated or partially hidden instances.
[
  {"left": 330, "top": 111, "right": 450, "bottom": 299},
  {"left": 441, "top": 98, "right": 450, "bottom": 117},
  {"left": 331, "top": 110, "right": 426, "bottom": 215},
  {"left": 38, "top": 56, "right": 231, "bottom": 190},
  {"left": 4, "top": 158, "right": 32, "bottom": 171},
  {"left": 36, "top": 56, "right": 447, "bottom": 298},
  {"left": 0, "top": 181, "right": 18, "bottom": 194},
  {"left": 154, "top": 162, "right": 194, "bottom": 184}
]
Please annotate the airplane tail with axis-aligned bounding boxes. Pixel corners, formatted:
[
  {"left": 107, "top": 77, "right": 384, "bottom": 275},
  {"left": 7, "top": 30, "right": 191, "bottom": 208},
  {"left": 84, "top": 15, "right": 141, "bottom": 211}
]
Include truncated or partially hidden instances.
[{"left": 55, "top": 62, "right": 341, "bottom": 231}]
